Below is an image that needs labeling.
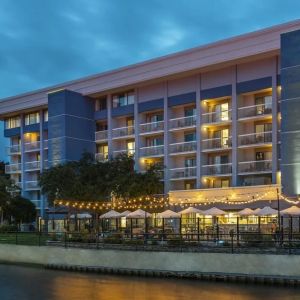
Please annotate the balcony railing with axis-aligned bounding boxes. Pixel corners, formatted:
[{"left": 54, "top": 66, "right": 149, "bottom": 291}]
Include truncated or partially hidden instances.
[
  {"left": 25, "top": 181, "right": 39, "bottom": 190},
  {"left": 25, "top": 161, "right": 40, "bottom": 171},
  {"left": 95, "top": 152, "right": 109, "bottom": 162},
  {"left": 113, "top": 149, "right": 135, "bottom": 157},
  {"left": 112, "top": 126, "right": 135, "bottom": 139},
  {"left": 169, "top": 141, "right": 197, "bottom": 154},
  {"left": 44, "top": 140, "right": 48, "bottom": 149},
  {"left": 238, "top": 131, "right": 272, "bottom": 146},
  {"left": 202, "top": 137, "right": 232, "bottom": 151},
  {"left": 6, "top": 144, "right": 21, "bottom": 155},
  {"left": 169, "top": 166, "right": 197, "bottom": 179},
  {"left": 238, "top": 160, "right": 272, "bottom": 174},
  {"left": 24, "top": 141, "right": 40, "bottom": 152},
  {"left": 5, "top": 163, "right": 21, "bottom": 174},
  {"left": 202, "top": 110, "right": 231, "bottom": 124},
  {"left": 169, "top": 115, "right": 196, "bottom": 130},
  {"left": 238, "top": 103, "right": 272, "bottom": 119},
  {"left": 140, "top": 121, "right": 164, "bottom": 134},
  {"left": 140, "top": 145, "right": 164, "bottom": 157},
  {"left": 95, "top": 130, "right": 108, "bottom": 141},
  {"left": 202, "top": 163, "right": 232, "bottom": 176}
]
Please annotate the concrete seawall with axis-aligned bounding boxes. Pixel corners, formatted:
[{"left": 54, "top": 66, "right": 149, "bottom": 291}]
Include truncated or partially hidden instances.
[{"left": 1, "top": 245, "right": 300, "bottom": 285}]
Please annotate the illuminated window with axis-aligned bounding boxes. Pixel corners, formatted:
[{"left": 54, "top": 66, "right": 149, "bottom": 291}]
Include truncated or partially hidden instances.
[
  {"left": 25, "top": 112, "right": 40, "bottom": 125},
  {"left": 127, "top": 141, "right": 135, "bottom": 156},
  {"left": 5, "top": 116, "right": 20, "bottom": 129}
]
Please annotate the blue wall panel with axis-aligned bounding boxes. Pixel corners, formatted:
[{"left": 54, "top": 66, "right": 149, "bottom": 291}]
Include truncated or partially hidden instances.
[
  {"left": 94, "top": 110, "right": 108, "bottom": 120},
  {"left": 280, "top": 29, "right": 300, "bottom": 196},
  {"left": 48, "top": 90, "right": 95, "bottom": 166},
  {"left": 4, "top": 127, "right": 20, "bottom": 137},
  {"left": 138, "top": 98, "right": 164, "bottom": 113},
  {"left": 237, "top": 77, "right": 272, "bottom": 94},
  {"left": 168, "top": 92, "right": 196, "bottom": 107},
  {"left": 200, "top": 85, "right": 232, "bottom": 100},
  {"left": 24, "top": 123, "right": 40, "bottom": 133},
  {"left": 111, "top": 104, "right": 134, "bottom": 117}
]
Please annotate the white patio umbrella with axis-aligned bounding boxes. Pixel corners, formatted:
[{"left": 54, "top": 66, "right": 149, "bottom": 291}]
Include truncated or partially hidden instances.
[
  {"left": 237, "top": 208, "right": 255, "bottom": 216},
  {"left": 280, "top": 206, "right": 300, "bottom": 216},
  {"left": 70, "top": 213, "right": 92, "bottom": 219},
  {"left": 157, "top": 210, "right": 180, "bottom": 218},
  {"left": 179, "top": 207, "right": 203, "bottom": 215},
  {"left": 203, "top": 207, "right": 226, "bottom": 216},
  {"left": 126, "top": 209, "right": 152, "bottom": 218},
  {"left": 253, "top": 208, "right": 261, "bottom": 214},
  {"left": 99, "top": 210, "right": 121, "bottom": 219},
  {"left": 119, "top": 210, "right": 132, "bottom": 217},
  {"left": 255, "top": 206, "right": 278, "bottom": 216}
]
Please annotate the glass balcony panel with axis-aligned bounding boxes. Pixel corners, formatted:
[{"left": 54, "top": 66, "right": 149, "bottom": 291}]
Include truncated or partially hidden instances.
[
  {"left": 202, "top": 163, "right": 232, "bottom": 175},
  {"left": 202, "top": 137, "right": 232, "bottom": 150},
  {"left": 238, "top": 160, "right": 272, "bottom": 173},
  {"left": 169, "top": 141, "right": 197, "bottom": 154},
  {"left": 140, "top": 121, "right": 164, "bottom": 134},
  {"left": 112, "top": 126, "right": 135, "bottom": 138},
  {"left": 6, "top": 144, "right": 21, "bottom": 155},
  {"left": 202, "top": 110, "right": 231, "bottom": 124},
  {"left": 238, "top": 132, "right": 272, "bottom": 146},
  {"left": 5, "top": 163, "right": 21, "bottom": 174},
  {"left": 238, "top": 103, "right": 272, "bottom": 119},
  {"left": 25, "top": 161, "right": 40, "bottom": 171},
  {"left": 95, "top": 130, "right": 108, "bottom": 141},
  {"left": 169, "top": 115, "right": 196, "bottom": 130},
  {"left": 169, "top": 167, "right": 197, "bottom": 179},
  {"left": 25, "top": 181, "right": 39, "bottom": 190},
  {"left": 24, "top": 141, "right": 40, "bottom": 152},
  {"left": 140, "top": 145, "right": 164, "bottom": 157}
]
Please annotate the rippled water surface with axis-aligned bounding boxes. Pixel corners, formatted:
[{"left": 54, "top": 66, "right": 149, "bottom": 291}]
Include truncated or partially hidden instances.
[{"left": 0, "top": 264, "right": 300, "bottom": 300}]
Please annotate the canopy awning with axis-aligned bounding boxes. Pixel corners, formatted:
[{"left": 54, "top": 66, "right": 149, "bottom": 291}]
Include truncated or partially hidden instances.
[
  {"left": 157, "top": 210, "right": 180, "bottom": 218},
  {"left": 255, "top": 206, "right": 278, "bottom": 216},
  {"left": 280, "top": 205, "right": 300, "bottom": 216},
  {"left": 203, "top": 207, "right": 226, "bottom": 216},
  {"left": 179, "top": 207, "right": 203, "bottom": 215},
  {"left": 126, "top": 209, "right": 152, "bottom": 218},
  {"left": 119, "top": 210, "right": 132, "bottom": 217},
  {"left": 99, "top": 210, "right": 121, "bottom": 219},
  {"left": 237, "top": 208, "right": 255, "bottom": 216},
  {"left": 70, "top": 213, "right": 92, "bottom": 219}
]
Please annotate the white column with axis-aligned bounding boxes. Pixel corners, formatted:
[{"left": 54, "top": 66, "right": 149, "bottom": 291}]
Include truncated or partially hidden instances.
[
  {"left": 196, "top": 74, "right": 202, "bottom": 188},
  {"left": 134, "top": 88, "right": 140, "bottom": 171},
  {"left": 107, "top": 95, "right": 113, "bottom": 159},
  {"left": 163, "top": 82, "right": 170, "bottom": 194}
]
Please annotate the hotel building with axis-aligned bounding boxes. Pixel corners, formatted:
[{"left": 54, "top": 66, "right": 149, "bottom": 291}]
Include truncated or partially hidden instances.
[{"left": 1, "top": 20, "right": 300, "bottom": 215}]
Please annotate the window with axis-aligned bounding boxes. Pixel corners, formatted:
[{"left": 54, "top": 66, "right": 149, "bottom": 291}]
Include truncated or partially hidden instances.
[
  {"left": 184, "top": 132, "right": 196, "bottom": 142},
  {"left": 185, "top": 158, "right": 196, "bottom": 168},
  {"left": 44, "top": 110, "right": 48, "bottom": 122},
  {"left": 147, "top": 137, "right": 163, "bottom": 147},
  {"left": 95, "top": 98, "right": 107, "bottom": 111},
  {"left": 96, "top": 122, "right": 108, "bottom": 131},
  {"left": 184, "top": 107, "right": 196, "bottom": 117},
  {"left": 112, "top": 91, "right": 135, "bottom": 108},
  {"left": 25, "top": 112, "right": 40, "bottom": 125},
  {"left": 97, "top": 144, "right": 108, "bottom": 158},
  {"left": 147, "top": 113, "right": 163, "bottom": 123},
  {"left": 215, "top": 102, "right": 229, "bottom": 121},
  {"left": 255, "top": 95, "right": 272, "bottom": 115},
  {"left": 5, "top": 116, "right": 20, "bottom": 129}
]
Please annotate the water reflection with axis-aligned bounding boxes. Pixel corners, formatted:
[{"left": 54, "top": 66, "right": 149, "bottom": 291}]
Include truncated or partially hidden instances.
[{"left": 0, "top": 264, "right": 299, "bottom": 300}]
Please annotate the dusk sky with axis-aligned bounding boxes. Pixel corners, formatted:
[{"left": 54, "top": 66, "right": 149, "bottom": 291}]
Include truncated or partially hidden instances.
[{"left": 0, "top": 0, "right": 299, "bottom": 99}]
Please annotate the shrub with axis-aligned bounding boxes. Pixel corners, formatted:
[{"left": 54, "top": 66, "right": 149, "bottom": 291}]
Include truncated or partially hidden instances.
[{"left": 0, "top": 224, "right": 18, "bottom": 232}]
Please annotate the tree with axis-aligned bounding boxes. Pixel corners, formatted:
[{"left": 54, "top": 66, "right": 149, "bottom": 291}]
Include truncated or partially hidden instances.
[
  {"left": 7, "top": 196, "right": 36, "bottom": 224},
  {"left": 39, "top": 152, "right": 164, "bottom": 205}
]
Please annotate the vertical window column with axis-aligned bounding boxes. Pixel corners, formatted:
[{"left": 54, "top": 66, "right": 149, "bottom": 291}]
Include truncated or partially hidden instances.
[{"left": 231, "top": 65, "right": 238, "bottom": 186}]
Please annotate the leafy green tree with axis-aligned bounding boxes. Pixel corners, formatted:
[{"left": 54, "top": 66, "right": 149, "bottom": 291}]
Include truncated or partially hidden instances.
[{"left": 7, "top": 196, "right": 36, "bottom": 223}]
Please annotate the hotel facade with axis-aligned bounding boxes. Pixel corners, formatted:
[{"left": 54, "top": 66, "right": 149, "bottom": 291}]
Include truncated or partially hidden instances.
[{"left": 1, "top": 20, "right": 300, "bottom": 215}]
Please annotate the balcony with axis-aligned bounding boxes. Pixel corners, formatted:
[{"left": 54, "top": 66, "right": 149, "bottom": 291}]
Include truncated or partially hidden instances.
[
  {"left": 44, "top": 160, "right": 49, "bottom": 169},
  {"left": 112, "top": 126, "right": 135, "bottom": 139},
  {"left": 95, "top": 130, "right": 108, "bottom": 142},
  {"left": 6, "top": 144, "right": 21, "bottom": 155},
  {"left": 24, "top": 141, "right": 40, "bottom": 152},
  {"left": 95, "top": 152, "right": 109, "bottom": 162},
  {"left": 202, "top": 137, "right": 232, "bottom": 152},
  {"left": 169, "top": 166, "right": 197, "bottom": 180},
  {"left": 238, "top": 160, "right": 272, "bottom": 174},
  {"left": 202, "top": 110, "right": 231, "bottom": 125},
  {"left": 113, "top": 149, "right": 135, "bottom": 157},
  {"left": 44, "top": 140, "right": 48, "bottom": 149},
  {"left": 238, "top": 103, "right": 272, "bottom": 120},
  {"left": 25, "top": 181, "right": 40, "bottom": 191},
  {"left": 25, "top": 161, "right": 40, "bottom": 171},
  {"left": 169, "top": 141, "right": 197, "bottom": 155},
  {"left": 140, "top": 121, "right": 164, "bottom": 135},
  {"left": 238, "top": 132, "right": 272, "bottom": 147},
  {"left": 202, "top": 163, "right": 232, "bottom": 176},
  {"left": 140, "top": 145, "right": 164, "bottom": 157},
  {"left": 5, "top": 163, "right": 21, "bottom": 174},
  {"left": 169, "top": 115, "right": 196, "bottom": 131}
]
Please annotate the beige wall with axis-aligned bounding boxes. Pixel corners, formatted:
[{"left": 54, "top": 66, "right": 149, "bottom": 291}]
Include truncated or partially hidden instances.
[{"left": 1, "top": 245, "right": 300, "bottom": 277}]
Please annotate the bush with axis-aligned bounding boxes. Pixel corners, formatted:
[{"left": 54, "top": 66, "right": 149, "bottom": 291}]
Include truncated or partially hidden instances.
[
  {"left": 241, "top": 233, "right": 273, "bottom": 247},
  {"left": 0, "top": 224, "right": 18, "bottom": 232},
  {"left": 168, "top": 237, "right": 182, "bottom": 246},
  {"left": 123, "top": 239, "right": 144, "bottom": 246}
]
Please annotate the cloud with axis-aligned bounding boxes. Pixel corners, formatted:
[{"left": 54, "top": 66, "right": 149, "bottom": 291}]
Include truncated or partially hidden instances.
[{"left": 0, "top": 0, "right": 299, "bottom": 99}]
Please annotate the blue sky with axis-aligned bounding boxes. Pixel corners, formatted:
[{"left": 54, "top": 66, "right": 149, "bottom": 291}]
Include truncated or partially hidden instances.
[{"left": 0, "top": 0, "right": 299, "bottom": 99}]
